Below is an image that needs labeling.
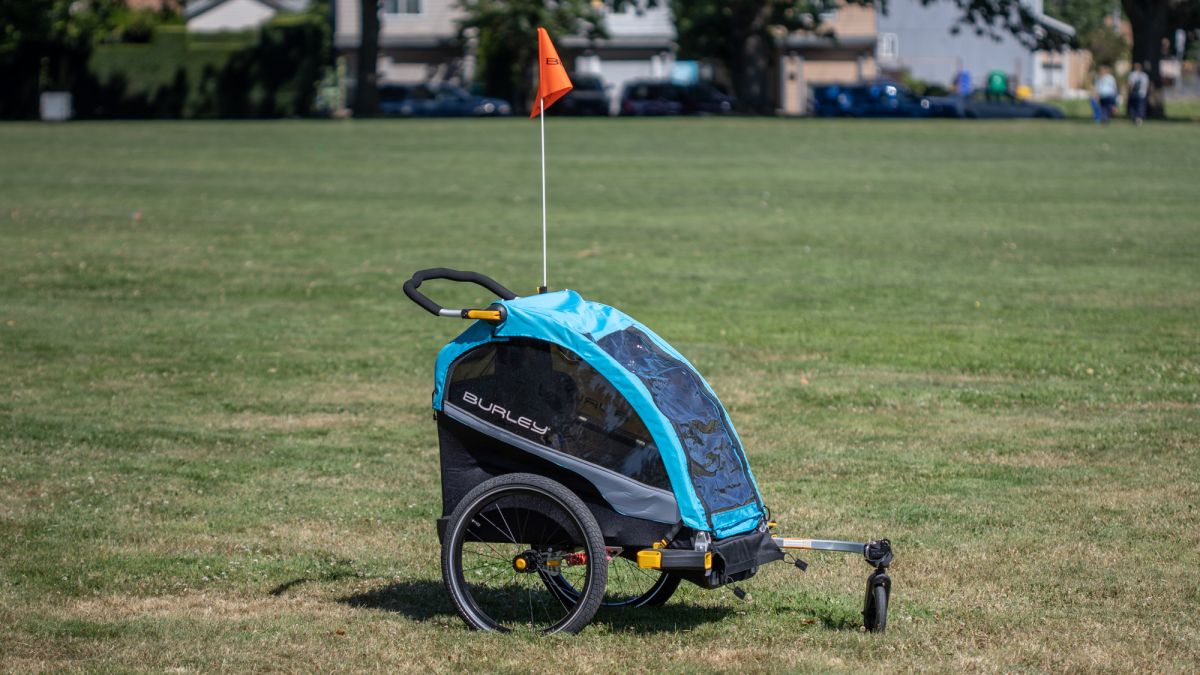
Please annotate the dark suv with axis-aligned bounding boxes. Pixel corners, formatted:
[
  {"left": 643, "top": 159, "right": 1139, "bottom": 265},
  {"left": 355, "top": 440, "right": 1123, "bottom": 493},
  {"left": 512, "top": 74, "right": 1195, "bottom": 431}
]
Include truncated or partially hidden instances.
[
  {"left": 553, "top": 73, "right": 610, "bottom": 116},
  {"left": 620, "top": 80, "right": 683, "bottom": 116},
  {"left": 620, "top": 80, "right": 737, "bottom": 116},
  {"left": 678, "top": 82, "right": 735, "bottom": 115}
]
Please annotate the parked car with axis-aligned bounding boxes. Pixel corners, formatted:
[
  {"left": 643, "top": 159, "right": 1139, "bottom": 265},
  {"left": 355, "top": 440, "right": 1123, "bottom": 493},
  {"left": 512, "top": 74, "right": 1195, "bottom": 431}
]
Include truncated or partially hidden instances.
[
  {"left": 377, "top": 83, "right": 512, "bottom": 117},
  {"left": 619, "top": 80, "right": 737, "bottom": 116},
  {"left": 810, "top": 81, "right": 935, "bottom": 117},
  {"left": 927, "top": 91, "right": 1064, "bottom": 119},
  {"left": 553, "top": 73, "right": 610, "bottom": 116},
  {"left": 619, "top": 80, "right": 684, "bottom": 116},
  {"left": 678, "top": 82, "right": 736, "bottom": 115}
]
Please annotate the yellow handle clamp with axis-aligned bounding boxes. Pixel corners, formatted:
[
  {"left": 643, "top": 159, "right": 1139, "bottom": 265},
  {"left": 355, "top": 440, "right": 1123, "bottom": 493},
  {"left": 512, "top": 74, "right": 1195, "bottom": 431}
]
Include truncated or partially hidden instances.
[{"left": 465, "top": 309, "right": 504, "bottom": 321}]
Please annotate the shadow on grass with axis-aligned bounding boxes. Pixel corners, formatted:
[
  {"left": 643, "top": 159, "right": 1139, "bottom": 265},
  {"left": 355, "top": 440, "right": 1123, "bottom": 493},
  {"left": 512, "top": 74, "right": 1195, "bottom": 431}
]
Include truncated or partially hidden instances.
[
  {"left": 764, "top": 603, "right": 863, "bottom": 631},
  {"left": 338, "top": 580, "right": 457, "bottom": 621},
  {"left": 590, "top": 604, "right": 735, "bottom": 634},
  {"left": 336, "top": 580, "right": 737, "bottom": 633}
]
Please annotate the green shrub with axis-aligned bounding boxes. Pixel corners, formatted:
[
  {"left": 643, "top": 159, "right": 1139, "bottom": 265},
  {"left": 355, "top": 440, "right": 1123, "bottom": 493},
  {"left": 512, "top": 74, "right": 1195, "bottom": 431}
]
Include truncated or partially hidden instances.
[{"left": 80, "top": 12, "right": 328, "bottom": 119}]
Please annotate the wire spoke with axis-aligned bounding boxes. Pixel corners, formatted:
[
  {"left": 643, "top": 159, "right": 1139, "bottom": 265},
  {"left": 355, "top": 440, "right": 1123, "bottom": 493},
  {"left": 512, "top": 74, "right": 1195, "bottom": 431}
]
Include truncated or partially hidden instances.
[
  {"left": 476, "top": 509, "right": 518, "bottom": 545},
  {"left": 494, "top": 504, "right": 520, "bottom": 547}
]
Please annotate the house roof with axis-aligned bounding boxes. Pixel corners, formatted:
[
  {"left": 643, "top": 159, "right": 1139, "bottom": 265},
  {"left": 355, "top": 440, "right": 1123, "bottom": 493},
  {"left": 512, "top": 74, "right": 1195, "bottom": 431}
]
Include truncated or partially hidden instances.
[
  {"left": 185, "top": 0, "right": 307, "bottom": 20},
  {"left": 1036, "top": 12, "right": 1076, "bottom": 38}
]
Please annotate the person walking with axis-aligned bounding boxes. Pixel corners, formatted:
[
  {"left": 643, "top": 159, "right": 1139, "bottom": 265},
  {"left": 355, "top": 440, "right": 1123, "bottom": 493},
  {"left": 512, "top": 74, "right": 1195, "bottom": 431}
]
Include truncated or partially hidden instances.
[
  {"left": 1095, "top": 66, "right": 1118, "bottom": 123},
  {"left": 955, "top": 67, "right": 973, "bottom": 96},
  {"left": 1127, "top": 62, "right": 1150, "bottom": 126}
]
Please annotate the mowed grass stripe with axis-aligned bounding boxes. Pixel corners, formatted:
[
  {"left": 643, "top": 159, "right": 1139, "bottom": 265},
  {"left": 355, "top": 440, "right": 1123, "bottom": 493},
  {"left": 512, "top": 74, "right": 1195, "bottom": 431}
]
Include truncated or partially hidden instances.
[{"left": 1, "top": 118, "right": 1198, "bottom": 671}]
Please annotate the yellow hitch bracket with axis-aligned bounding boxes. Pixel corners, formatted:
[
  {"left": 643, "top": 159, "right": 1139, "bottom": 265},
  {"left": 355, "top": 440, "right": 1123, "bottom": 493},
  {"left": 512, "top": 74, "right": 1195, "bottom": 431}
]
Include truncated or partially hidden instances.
[
  {"left": 636, "top": 549, "right": 662, "bottom": 569},
  {"left": 544, "top": 559, "right": 560, "bottom": 567}
]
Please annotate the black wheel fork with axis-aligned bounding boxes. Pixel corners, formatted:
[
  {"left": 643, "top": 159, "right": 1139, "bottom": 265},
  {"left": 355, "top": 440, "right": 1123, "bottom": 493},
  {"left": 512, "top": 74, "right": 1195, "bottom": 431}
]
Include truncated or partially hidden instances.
[{"left": 862, "top": 539, "right": 893, "bottom": 632}]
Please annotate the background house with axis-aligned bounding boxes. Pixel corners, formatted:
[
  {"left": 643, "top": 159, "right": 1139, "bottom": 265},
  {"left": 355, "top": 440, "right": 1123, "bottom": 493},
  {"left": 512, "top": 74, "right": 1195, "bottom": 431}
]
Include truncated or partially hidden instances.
[
  {"left": 874, "top": 0, "right": 1074, "bottom": 96},
  {"left": 186, "top": 0, "right": 310, "bottom": 34},
  {"left": 333, "top": 0, "right": 675, "bottom": 113},
  {"left": 777, "top": 3, "right": 879, "bottom": 115},
  {"left": 561, "top": 4, "right": 677, "bottom": 115}
]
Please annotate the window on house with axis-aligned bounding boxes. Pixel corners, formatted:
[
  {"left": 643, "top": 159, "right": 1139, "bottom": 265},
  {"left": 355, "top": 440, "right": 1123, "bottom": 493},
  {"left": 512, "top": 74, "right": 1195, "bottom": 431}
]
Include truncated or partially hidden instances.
[
  {"left": 877, "top": 33, "right": 899, "bottom": 61},
  {"left": 383, "top": 0, "right": 421, "bottom": 14},
  {"left": 816, "top": 0, "right": 839, "bottom": 23}
]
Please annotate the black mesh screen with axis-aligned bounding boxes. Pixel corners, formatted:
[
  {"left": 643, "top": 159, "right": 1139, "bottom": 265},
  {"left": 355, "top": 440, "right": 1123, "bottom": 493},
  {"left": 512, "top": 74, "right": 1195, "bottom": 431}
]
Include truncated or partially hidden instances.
[
  {"left": 596, "top": 327, "right": 758, "bottom": 516},
  {"left": 445, "top": 339, "right": 670, "bottom": 490}
]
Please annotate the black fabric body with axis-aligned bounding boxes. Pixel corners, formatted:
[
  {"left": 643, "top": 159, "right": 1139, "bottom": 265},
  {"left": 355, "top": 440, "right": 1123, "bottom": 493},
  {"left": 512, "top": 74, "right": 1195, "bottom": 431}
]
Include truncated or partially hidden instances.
[
  {"left": 466, "top": 496, "right": 579, "bottom": 547},
  {"left": 668, "top": 529, "right": 782, "bottom": 590},
  {"left": 444, "top": 339, "right": 670, "bottom": 490},
  {"left": 595, "top": 327, "right": 760, "bottom": 521},
  {"left": 709, "top": 529, "right": 783, "bottom": 587},
  {"left": 436, "top": 414, "right": 677, "bottom": 548}
]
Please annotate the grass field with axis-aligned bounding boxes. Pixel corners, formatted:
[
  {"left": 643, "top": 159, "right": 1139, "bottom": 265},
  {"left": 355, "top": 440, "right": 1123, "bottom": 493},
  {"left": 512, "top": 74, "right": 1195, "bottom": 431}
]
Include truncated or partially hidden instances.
[
  {"left": 2, "top": 118, "right": 1199, "bottom": 672},
  {"left": 1049, "top": 96, "right": 1200, "bottom": 120}
]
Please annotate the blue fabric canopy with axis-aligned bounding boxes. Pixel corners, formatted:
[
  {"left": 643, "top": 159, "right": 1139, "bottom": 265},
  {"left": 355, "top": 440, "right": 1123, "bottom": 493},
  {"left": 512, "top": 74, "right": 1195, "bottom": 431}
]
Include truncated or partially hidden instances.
[{"left": 431, "top": 290, "right": 765, "bottom": 539}]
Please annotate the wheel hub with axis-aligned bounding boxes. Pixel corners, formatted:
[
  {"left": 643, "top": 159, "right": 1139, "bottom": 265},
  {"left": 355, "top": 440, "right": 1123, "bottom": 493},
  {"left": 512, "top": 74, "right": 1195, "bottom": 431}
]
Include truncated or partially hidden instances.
[{"left": 512, "top": 551, "right": 539, "bottom": 573}]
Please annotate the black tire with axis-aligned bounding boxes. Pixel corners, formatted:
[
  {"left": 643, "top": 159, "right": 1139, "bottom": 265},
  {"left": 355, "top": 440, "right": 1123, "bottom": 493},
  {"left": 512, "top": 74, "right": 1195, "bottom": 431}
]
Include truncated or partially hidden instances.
[
  {"left": 548, "top": 560, "right": 681, "bottom": 608},
  {"left": 441, "top": 473, "right": 608, "bottom": 634},
  {"left": 864, "top": 583, "right": 888, "bottom": 633}
]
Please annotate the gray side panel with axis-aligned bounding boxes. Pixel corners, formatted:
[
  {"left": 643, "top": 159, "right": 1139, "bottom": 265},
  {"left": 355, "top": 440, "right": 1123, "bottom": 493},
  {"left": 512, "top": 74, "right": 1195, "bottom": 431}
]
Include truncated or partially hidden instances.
[{"left": 443, "top": 402, "right": 680, "bottom": 525}]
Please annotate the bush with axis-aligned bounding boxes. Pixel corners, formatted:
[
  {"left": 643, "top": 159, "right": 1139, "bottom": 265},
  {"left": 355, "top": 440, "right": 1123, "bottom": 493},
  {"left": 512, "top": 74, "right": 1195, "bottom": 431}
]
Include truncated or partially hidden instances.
[
  {"left": 899, "top": 72, "right": 951, "bottom": 97},
  {"left": 80, "top": 12, "right": 329, "bottom": 119}
]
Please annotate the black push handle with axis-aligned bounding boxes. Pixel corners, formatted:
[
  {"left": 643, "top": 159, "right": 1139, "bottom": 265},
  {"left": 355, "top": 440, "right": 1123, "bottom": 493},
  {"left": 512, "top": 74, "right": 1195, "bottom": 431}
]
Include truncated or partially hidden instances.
[{"left": 403, "top": 268, "right": 517, "bottom": 320}]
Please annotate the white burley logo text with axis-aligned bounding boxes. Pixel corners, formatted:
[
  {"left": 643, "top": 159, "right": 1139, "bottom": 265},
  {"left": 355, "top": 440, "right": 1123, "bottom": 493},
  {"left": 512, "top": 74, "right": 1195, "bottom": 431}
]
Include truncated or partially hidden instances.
[{"left": 462, "top": 391, "right": 550, "bottom": 436}]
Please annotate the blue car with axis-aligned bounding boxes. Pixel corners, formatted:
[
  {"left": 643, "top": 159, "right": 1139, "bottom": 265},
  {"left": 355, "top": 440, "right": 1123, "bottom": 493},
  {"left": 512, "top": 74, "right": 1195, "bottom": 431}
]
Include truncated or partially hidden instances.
[
  {"left": 811, "top": 81, "right": 935, "bottom": 118},
  {"left": 378, "top": 84, "right": 512, "bottom": 118}
]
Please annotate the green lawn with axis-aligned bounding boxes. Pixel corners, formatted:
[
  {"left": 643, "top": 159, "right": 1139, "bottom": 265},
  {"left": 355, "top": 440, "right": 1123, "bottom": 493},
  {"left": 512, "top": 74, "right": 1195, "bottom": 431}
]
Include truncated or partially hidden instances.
[
  {"left": 1049, "top": 96, "right": 1200, "bottom": 120},
  {"left": 2, "top": 118, "right": 1198, "bottom": 672}
]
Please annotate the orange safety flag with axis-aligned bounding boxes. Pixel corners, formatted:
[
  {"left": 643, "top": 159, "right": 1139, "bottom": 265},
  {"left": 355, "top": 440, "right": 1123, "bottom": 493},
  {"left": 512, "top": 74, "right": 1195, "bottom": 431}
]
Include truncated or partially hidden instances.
[{"left": 529, "top": 27, "right": 573, "bottom": 118}]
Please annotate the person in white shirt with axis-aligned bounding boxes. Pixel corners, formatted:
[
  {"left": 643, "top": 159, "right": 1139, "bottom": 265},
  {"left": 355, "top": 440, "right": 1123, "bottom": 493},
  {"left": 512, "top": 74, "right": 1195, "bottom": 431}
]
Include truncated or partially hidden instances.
[
  {"left": 1127, "top": 62, "right": 1150, "bottom": 126},
  {"left": 1095, "top": 66, "right": 1118, "bottom": 123}
]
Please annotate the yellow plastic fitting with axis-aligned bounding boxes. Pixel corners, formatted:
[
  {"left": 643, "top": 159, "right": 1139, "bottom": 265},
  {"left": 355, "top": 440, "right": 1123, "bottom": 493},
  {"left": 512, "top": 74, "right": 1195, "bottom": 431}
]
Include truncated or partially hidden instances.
[
  {"left": 636, "top": 549, "right": 662, "bottom": 569},
  {"left": 465, "top": 309, "right": 503, "bottom": 321}
]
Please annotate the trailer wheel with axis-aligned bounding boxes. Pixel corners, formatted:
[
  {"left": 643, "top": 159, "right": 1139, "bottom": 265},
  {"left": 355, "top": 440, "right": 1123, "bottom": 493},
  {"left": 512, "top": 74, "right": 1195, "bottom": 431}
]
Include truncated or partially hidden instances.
[
  {"left": 441, "top": 473, "right": 607, "bottom": 634},
  {"left": 864, "top": 582, "right": 888, "bottom": 633}
]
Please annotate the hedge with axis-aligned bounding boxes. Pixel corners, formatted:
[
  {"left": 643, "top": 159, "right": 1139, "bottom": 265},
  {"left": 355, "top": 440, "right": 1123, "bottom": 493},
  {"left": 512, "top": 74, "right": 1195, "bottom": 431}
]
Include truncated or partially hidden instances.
[{"left": 80, "top": 15, "right": 329, "bottom": 119}]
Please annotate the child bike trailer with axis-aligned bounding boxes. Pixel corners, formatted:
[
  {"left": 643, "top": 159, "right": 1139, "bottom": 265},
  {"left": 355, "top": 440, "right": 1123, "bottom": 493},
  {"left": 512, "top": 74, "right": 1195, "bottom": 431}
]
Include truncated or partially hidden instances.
[{"left": 404, "top": 268, "right": 895, "bottom": 634}]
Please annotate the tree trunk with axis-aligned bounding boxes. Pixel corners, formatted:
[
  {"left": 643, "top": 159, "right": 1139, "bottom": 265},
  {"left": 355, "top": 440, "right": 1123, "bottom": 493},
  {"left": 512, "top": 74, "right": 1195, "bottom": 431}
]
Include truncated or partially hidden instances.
[
  {"left": 730, "top": 4, "right": 776, "bottom": 115},
  {"left": 1123, "top": 0, "right": 1170, "bottom": 118},
  {"left": 734, "top": 33, "right": 773, "bottom": 114},
  {"left": 354, "top": 0, "right": 379, "bottom": 117}
]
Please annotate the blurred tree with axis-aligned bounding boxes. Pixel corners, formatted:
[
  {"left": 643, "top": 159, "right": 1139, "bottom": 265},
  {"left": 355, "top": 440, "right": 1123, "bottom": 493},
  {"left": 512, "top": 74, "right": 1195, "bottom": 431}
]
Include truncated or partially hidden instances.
[
  {"left": 1122, "top": 0, "right": 1199, "bottom": 116},
  {"left": 457, "top": 0, "right": 605, "bottom": 113},
  {"left": 354, "top": 0, "right": 380, "bottom": 116},
  {"left": 1045, "top": 0, "right": 1116, "bottom": 39},
  {"left": 671, "top": 0, "right": 1198, "bottom": 116},
  {"left": 0, "top": 0, "right": 129, "bottom": 118},
  {"left": 670, "top": 0, "right": 867, "bottom": 113},
  {"left": 1082, "top": 24, "right": 1129, "bottom": 67}
]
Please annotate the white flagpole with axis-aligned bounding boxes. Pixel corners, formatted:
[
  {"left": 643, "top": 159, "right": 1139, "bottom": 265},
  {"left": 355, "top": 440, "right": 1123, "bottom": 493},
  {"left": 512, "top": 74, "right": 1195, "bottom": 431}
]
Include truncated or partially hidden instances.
[{"left": 539, "top": 96, "right": 547, "bottom": 292}]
